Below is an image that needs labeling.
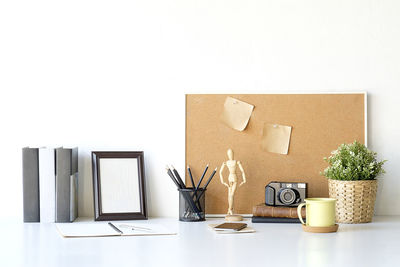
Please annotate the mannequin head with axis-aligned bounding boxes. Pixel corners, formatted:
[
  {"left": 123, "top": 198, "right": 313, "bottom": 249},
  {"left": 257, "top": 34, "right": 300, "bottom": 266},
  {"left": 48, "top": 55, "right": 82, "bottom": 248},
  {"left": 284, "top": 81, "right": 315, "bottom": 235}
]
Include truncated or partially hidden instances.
[{"left": 227, "top": 149, "right": 234, "bottom": 160}]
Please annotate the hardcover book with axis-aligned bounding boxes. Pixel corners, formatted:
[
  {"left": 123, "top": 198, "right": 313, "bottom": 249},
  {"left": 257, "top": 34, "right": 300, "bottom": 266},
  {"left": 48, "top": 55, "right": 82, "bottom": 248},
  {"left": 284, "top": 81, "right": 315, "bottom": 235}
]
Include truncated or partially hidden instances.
[
  {"left": 252, "top": 216, "right": 301, "bottom": 223},
  {"left": 252, "top": 203, "right": 305, "bottom": 219}
]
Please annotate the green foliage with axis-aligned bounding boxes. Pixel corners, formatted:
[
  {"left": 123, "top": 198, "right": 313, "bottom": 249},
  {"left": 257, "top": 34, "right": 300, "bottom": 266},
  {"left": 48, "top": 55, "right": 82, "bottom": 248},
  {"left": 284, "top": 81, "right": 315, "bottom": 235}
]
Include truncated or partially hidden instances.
[{"left": 323, "top": 141, "right": 386, "bottom": 181}]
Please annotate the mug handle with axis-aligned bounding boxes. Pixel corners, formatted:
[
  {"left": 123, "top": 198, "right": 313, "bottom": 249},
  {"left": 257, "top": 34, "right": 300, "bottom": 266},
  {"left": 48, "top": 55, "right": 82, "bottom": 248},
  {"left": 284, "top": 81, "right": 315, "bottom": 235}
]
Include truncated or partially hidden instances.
[{"left": 297, "top": 203, "right": 306, "bottom": 225}]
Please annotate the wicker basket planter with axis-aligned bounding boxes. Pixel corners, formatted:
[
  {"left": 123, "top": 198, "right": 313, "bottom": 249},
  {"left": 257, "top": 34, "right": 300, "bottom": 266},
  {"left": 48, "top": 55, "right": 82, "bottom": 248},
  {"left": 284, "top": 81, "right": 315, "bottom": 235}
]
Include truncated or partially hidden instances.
[{"left": 328, "top": 179, "right": 377, "bottom": 223}]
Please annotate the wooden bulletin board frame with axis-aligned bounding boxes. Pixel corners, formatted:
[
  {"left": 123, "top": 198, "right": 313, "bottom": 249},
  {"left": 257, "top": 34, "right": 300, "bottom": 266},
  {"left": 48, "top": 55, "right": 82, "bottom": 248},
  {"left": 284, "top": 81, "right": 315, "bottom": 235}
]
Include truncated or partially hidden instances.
[{"left": 185, "top": 93, "right": 367, "bottom": 215}]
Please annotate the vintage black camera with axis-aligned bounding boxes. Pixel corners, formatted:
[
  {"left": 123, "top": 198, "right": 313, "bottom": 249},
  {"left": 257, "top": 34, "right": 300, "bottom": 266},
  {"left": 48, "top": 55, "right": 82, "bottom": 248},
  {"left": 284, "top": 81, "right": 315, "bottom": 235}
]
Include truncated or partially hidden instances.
[{"left": 265, "top": 182, "right": 307, "bottom": 207}]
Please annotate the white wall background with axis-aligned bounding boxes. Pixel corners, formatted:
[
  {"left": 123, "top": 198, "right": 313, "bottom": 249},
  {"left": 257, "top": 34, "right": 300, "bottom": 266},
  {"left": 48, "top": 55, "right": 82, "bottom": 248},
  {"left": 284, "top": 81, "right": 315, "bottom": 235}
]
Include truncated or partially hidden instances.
[{"left": 0, "top": 0, "right": 399, "bottom": 220}]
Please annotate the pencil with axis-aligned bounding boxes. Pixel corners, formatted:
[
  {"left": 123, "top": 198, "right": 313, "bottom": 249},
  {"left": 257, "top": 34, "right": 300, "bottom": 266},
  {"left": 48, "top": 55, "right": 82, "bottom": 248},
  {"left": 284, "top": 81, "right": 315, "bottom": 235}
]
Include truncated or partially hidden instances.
[
  {"left": 195, "top": 167, "right": 217, "bottom": 201},
  {"left": 166, "top": 166, "right": 181, "bottom": 189},
  {"left": 108, "top": 222, "right": 123, "bottom": 235},
  {"left": 171, "top": 165, "right": 186, "bottom": 188},
  {"left": 187, "top": 165, "right": 196, "bottom": 188},
  {"left": 196, "top": 164, "right": 208, "bottom": 190},
  {"left": 203, "top": 167, "right": 217, "bottom": 190}
]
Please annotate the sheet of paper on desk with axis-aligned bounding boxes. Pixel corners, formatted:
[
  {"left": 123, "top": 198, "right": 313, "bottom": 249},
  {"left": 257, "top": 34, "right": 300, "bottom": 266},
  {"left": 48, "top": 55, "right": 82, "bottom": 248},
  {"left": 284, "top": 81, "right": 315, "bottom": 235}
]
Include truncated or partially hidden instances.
[
  {"left": 56, "top": 223, "right": 176, "bottom": 238},
  {"left": 116, "top": 224, "right": 176, "bottom": 236},
  {"left": 56, "top": 223, "right": 119, "bottom": 237},
  {"left": 261, "top": 123, "right": 292, "bottom": 155},
  {"left": 220, "top": 97, "right": 254, "bottom": 131}
]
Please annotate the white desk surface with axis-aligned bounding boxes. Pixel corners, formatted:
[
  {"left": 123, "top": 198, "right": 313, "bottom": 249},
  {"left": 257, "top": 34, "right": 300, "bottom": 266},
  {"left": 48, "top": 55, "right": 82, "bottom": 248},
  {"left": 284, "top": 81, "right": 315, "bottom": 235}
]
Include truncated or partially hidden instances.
[{"left": 1, "top": 216, "right": 399, "bottom": 267}]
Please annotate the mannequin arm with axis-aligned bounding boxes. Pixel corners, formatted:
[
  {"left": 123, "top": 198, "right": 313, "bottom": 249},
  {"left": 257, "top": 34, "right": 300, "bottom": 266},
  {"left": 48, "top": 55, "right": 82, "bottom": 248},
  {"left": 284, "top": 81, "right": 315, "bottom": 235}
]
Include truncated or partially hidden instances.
[
  {"left": 219, "top": 162, "right": 229, "bottom": 187},
  {"left": 238, "top": 161, "right": 246, "bottom": 187}
]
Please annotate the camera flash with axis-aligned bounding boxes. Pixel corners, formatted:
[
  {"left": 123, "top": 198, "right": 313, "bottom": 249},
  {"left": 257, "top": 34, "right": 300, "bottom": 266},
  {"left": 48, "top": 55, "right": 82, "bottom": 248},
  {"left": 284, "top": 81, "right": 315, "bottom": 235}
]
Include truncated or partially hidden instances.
[{"left": 298, "top": 183, "right": 306, "bottom": 189}]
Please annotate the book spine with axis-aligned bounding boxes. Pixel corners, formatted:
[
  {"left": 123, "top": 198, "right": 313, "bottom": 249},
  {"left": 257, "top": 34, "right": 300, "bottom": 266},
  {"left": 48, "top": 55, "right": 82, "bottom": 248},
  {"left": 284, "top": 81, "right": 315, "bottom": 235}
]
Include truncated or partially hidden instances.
[
  {"left": 22, "top": 147, "right": 40, "bottom": 222},
  {"left": 251, "top": 216, "right": 301, "bottom": 223},
  {"left": 253, "top": 205, "right": 305, "bottom": 218},
  {"left": 55, "top": 148, "right": 72, "bottom": 223},
  {"left": 39, "top": 148, "right": 56, "bottom": 223},
  {"left": 70, "top": 147, "right": 78, "bottom": 222}
]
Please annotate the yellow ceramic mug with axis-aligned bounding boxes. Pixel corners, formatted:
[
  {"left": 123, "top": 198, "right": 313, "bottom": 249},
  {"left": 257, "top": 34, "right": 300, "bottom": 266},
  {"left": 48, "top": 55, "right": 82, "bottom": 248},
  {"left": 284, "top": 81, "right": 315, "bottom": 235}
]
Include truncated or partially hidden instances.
[{"left": 297, "top": 198, "right": 336, "bottom": 227}]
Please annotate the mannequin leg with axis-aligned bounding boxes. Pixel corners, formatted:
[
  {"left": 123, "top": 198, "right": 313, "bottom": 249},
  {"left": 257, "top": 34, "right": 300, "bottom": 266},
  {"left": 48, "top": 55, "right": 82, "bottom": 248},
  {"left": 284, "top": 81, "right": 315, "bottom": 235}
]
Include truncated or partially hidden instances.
[{"left": 227, "top": 182, "right": 237, "bottom": 215}]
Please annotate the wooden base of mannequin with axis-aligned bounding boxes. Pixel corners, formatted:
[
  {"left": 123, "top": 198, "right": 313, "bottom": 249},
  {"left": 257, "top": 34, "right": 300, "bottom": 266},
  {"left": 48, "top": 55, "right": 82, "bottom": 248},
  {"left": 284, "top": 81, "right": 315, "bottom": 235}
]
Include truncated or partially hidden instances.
[{"left": 225, "top": 214, "right": 243, "bottom": 221}]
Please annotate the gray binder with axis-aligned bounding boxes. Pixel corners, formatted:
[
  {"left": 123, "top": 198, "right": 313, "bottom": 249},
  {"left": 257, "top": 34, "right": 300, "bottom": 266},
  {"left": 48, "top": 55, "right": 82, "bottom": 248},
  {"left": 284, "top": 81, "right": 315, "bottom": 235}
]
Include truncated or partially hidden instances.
[
  {"left": 55, "top": 147, "right": 78, "bottom": 222},
  {"left": 22, "top": 147, "right": 40, "bottom": 222},
  {"left": 70, "top": 147, "right": 78, "bottom": 221}
]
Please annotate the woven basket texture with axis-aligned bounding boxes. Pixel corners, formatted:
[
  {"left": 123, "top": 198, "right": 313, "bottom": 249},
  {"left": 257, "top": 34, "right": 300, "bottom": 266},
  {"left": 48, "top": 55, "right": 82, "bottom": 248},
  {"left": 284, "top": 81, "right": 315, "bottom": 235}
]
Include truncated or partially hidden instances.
[{"left": 328, "top": 179, "right": 377, "bottom": 224}]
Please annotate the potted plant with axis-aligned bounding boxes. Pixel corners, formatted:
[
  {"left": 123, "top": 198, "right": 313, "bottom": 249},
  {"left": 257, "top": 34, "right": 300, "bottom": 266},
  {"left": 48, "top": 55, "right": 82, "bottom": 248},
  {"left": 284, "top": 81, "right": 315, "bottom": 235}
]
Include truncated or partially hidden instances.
[{"left": 323, "top": 141, "right": 386, "bottom": 223}]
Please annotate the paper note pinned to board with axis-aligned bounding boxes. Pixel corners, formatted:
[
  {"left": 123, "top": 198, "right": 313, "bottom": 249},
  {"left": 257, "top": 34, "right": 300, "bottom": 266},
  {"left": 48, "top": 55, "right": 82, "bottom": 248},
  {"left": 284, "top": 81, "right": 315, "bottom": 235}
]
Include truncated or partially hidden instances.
[
  {"left": 220, "top": 97, "right": 254, "bottom": 131},
  {"left": 262, "top": 123, "right": 292, "bottom": 155}
]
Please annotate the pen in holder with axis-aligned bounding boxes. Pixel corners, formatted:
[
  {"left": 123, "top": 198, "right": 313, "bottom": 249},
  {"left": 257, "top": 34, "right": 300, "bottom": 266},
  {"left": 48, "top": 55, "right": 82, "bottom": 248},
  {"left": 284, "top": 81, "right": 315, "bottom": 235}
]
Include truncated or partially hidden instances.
[{"left": 179, "top": 188, "right": 206, "bottom": 222}]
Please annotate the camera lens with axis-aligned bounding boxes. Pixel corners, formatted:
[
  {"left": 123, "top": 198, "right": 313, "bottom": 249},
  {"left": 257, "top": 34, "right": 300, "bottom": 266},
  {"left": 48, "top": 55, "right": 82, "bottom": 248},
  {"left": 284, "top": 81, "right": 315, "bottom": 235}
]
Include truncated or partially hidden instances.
[{"left": 278, "top": 188, "right": 299, "bottom": 205}]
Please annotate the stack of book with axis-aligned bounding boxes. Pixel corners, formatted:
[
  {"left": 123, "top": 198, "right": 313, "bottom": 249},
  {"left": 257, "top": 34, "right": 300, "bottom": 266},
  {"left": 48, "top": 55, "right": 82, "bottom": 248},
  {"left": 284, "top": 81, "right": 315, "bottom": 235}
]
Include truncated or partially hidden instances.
[
  {"left": 251, "top": 203, "right": 305, "bottom": 223},
  {"left": 22, "top": 147, "right": 78, "bottom": 223}
]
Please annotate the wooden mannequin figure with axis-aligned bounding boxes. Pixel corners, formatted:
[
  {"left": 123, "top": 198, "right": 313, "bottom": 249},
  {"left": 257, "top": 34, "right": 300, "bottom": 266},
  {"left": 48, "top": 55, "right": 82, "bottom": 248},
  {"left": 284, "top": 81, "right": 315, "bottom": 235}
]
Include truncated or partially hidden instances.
[{"left": 219, "top": 148, "right": 247, "bottom": 221}]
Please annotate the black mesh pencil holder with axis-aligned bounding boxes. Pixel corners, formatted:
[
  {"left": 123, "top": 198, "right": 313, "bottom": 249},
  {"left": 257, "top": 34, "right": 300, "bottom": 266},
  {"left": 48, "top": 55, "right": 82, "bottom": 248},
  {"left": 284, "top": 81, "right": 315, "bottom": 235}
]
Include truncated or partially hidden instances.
[{"left": 178, "top": 188, "right": 206, "bottom": 222}]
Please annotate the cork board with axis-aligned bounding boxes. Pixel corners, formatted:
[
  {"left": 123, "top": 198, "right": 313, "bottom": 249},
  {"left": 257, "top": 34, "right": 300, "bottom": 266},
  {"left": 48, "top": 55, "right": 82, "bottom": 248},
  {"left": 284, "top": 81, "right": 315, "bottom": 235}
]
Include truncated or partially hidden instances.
[{"left": 185, "top": 94, "right": 366, "bottom": 214}]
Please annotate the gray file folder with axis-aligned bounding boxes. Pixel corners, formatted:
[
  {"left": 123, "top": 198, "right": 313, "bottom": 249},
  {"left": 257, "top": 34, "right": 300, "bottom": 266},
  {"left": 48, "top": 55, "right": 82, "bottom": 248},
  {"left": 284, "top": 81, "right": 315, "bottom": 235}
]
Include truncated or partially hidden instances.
[
  {"left": 55, "top": 147, "right": 78, "bottom": 222},
  {"left": 22, "top": 147, "right": 40, "bottom": 222}
]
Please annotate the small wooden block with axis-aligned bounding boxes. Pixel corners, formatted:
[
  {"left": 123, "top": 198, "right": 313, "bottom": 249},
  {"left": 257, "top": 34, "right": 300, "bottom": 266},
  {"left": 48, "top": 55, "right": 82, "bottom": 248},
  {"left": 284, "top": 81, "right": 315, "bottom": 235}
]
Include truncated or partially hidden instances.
[
  {"left": 225, "top": 215, "right": 243, "bottom": 221},
  {"left": 302, "top": 224, "right": 339, "bottom": 233}
]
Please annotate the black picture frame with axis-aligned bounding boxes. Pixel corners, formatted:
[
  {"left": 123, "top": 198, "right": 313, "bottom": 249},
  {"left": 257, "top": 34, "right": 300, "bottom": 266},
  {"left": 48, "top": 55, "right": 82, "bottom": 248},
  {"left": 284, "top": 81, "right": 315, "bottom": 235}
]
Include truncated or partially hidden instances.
[{"left": 92, "top": 151, "right": 147, "bottom": 221}]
